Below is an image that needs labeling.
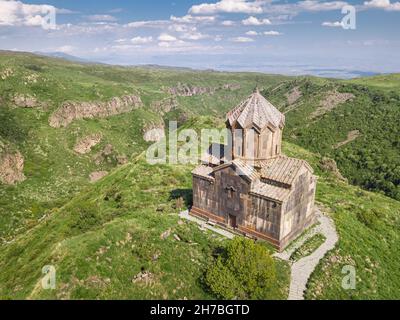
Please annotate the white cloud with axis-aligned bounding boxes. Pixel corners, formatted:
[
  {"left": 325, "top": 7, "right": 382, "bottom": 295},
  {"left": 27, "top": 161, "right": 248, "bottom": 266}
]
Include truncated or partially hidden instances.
[
  {"left": 57, "top": 8, "right": 79, "bottom": 14},
  {"left": 246, "top": 30, "right": 258, "bottom": 36},
  {"left": 158, "top": 33, "right": 178, "bottom": 42},
  {"left": 263, "top": 30, "right": 282, "bottom": 35},
  {"left": 180, "top": 31, "right": 209, "bottom": 40},
  {"left": 168, "top": 24, "right": 197, "bottom": 32},
  {"left": 189, "top": 0, "right": 263, "bottom": 15},
  {"left": 297, "top": 1, "right": 348, "bottom": 11},
  {"left": 0, "top": 0, "right": 57, "bottom": 28},
  {"left": 242, "top": 16, "right": 271, "bottom": 26},
  {"left": 124, "top": 20, "right": 168, "bottom": 28},
  {"left": 170, "top": 14, "right": 216, "bottom": 24},
  {"left": 221, "top": 20, "right": 235, "bottom": 26},
  {"left": 364, "top": 0, "right": 400, "bottom": 11},
  {"left": 322, "top": 21, "right": 343, "bottom": 27},
  {"left": 231, "top": 36, "right": 254, "bottom": 42},
  {"left": 86, "top": 15, "right": 117, "bottom": 22},
  {"left": 130, "top": 36, "right": 153, "bottom": 44}
]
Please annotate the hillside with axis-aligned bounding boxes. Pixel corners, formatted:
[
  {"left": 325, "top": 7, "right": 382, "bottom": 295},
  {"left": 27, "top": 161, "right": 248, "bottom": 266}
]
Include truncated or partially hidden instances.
[
  {"left": 0, "top": 51, "right": 399, "bottom": 300},
  {"left": 263, "top": 77, "right": 400, "bottom": 201},
  {"left": 0, "top": 51, "right": 288, "bottom": 241},
  {"left": 0, "top": 137, "right": 399, "bottom": 299}
]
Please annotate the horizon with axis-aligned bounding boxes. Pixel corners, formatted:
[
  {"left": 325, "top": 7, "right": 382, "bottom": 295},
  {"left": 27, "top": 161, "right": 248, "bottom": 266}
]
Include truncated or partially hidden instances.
[
  {"left": 1, "top": 0, "right": 400, "bottom": 78},
  {"left": 2, "top": 49, "right": 387, "bottom": 79}
]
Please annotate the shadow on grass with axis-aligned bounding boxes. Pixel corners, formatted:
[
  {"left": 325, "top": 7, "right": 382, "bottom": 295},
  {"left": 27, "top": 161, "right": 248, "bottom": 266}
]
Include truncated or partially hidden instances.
[{"left": 169, "top": 188, "right": 193, "bottom": 208}]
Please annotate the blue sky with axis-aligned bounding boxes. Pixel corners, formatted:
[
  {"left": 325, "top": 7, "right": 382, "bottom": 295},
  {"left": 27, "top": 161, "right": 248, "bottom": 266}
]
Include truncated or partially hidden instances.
[{"left": 0, "top": 0, "right": 399, "bottom": 77}]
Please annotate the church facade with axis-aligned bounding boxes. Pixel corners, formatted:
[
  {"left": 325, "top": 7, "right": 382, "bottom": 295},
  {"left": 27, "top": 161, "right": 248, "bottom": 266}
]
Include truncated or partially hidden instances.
[{"left": 190, "top": 89, "right": 317, "bottom": 251}]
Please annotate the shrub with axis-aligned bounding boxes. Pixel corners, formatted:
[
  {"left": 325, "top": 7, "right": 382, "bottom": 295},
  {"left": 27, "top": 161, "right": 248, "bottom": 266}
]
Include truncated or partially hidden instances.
[{"left": 204, "top": 237, "right": 277, "bottom": 300}]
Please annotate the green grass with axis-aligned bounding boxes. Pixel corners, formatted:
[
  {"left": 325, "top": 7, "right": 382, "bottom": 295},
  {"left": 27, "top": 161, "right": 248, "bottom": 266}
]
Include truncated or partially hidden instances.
[
  {"left": 0, "top": 157, "right": 291, "bottom": 300},
  {"left": 290, "top": 234, "right": 327, "bottom": 262},
  {"left": 1, "top": 52, "right": 399, "bottom": 300},
  {"left": 347, "top": 74, "right": 400, "bottom": 92}
]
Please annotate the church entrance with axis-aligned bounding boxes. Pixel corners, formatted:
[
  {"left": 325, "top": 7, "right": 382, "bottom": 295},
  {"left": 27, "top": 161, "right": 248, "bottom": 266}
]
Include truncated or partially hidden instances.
[{"left": 228, "top": 214, "right": 237, "bottom": 228}]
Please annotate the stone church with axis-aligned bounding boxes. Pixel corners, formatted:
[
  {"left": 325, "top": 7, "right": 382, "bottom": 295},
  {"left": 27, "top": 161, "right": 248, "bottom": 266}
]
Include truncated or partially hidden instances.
[{"left": 190, "top": 88, "right": 317, "bottom": 251}]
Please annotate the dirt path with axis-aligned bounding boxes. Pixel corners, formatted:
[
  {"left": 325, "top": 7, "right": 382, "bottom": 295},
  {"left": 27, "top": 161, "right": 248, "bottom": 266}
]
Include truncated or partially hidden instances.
[{"left": 274, "top": 208, "right": 339, "bottom": 300}]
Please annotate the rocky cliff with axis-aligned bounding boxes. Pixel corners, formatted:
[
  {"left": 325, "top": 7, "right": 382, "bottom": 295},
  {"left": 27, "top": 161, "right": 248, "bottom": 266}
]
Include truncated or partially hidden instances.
[
  {"left": 0, "top": 143, "right": 26, "bottom": 185},
  {"left": 49, "top": 95, "right": 143, "bottom": 128},
  {"left": 167, "top": 83, "right": 240, "bottom": 97}
]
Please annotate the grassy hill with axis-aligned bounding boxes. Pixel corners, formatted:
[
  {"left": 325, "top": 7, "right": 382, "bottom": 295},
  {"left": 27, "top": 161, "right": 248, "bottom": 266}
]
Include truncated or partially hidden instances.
[
  {"left": 0, "top": 51, "right": 399, "bottom": 300},
  {"left": 263, "top": 76, "right": 400, "bottom": 201}
]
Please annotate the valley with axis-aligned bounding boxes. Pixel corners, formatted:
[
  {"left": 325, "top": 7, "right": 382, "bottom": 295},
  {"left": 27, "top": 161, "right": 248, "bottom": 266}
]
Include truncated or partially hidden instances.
[{"left": 0, "top": 51, "right": 399, "bottom": 300}]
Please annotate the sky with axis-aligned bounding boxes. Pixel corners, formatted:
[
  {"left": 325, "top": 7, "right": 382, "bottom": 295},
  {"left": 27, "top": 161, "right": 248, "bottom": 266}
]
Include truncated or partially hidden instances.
[{"left": 0, "top": 0, "right": 399, "bottom": 78}]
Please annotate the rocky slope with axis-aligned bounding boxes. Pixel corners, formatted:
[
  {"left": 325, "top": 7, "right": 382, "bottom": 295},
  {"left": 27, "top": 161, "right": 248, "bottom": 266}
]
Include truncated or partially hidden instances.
[
  {"left": 0, "top": 144, "right": 25, "bottom": 185},
  {"left": 74, "top": 134, "right": 102, "bottom": 155},
  {"left": 167, "top": 83, "right": 241, "bottom": 97},
  {"left": 49, "top": 95, "right": 143, "bottom": 128}
]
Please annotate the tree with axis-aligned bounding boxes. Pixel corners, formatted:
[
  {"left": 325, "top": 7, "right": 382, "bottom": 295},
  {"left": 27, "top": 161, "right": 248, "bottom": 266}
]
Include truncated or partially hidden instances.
[{"left": 205, "top": 237, "right": 277, "bottom": 300}]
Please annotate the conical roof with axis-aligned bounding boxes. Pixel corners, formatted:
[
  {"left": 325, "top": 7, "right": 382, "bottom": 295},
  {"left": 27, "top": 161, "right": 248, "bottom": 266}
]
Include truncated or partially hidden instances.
[{"left": 226, "top": 88, "right": 285, "bottom": 130}]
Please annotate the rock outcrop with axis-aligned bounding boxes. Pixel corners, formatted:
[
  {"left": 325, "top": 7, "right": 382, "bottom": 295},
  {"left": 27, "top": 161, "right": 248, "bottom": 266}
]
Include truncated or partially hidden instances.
[
  {"left": 143, "top": 123, "right": 166, "bottom": 142},
  {"left": 286, "top": 86, "right": 302, "bottom": 105},
  {"left": 167, "top": 83, "right": 241, "bottom": 97},
  {"left": 319, "top": 157, "right": 347, "bottom": 182},
  {"left": 0, "top": 144, "right": 26, "bottom": 185},
  {"left": 221, "top": 83, "right": 241, "bottom": 91},
  {"left": 333, "top": 130, "right": 361, "bottom": 149},
  {"left": 89, "top": 171, "right": 108, "bottom": 183},
  {"left": 310, "top": 91, "right": 354, "bottom": 119},
  {"left": 12, "top": 94, "right": 39, "bottom": 108},
  {"left": 49, "top": 95, "right": 143, "bottom": 128},
  {"left": 74, "top": 134, "right": 102, "bottom": 155},
  {"left": 167, "top": 83, "right": 215, "bottom": 96},
  {"left": 150, "top": 97, "right": 178, "bottom": 114}
]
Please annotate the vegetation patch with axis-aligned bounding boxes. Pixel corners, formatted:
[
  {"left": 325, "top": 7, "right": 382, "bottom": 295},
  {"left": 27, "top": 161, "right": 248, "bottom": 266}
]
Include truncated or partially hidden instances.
[
  {"left": 290, "top": 234, "right": 327, "bottom": 262},
  {"left": 204, "top": 237, "right": 287, "bottom": 300}
]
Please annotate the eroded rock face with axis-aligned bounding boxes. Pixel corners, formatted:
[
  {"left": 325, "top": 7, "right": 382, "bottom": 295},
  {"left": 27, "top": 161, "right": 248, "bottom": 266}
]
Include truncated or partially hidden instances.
[
  {"left": 143, "top": 123, "right": 165, "bottom": 142},
  {"left": 151, "top": 97, "right": 178, "bottom": 114},
  {"left": 89, "top": 171, "right": 108, "bottom": 183},
  {"left": 167, "top": 83, "right": 241, "bottom": 97},
  {"left": 168, "top": 83, "right": 215, "bottom": 96},
  {"left": 319, "top": 157, "right": 347, "bottom": 182},
  {"left": 221, "top": 83, "right": 241, "bottom": 91},
  {"left": 12, "top": 94, "right": 39, "bottom": 108},
  {"left": 49, "top": 95, "right": 143, "bottom": 128},
  {"left": 0, "top": 149, "right": 26, "bottom": 185},
  {"left": 310, "top": 91, "right": 354, "bottom": 119},
  {"left": 286, "top": 86, "right": 302, "bottom": 105},
  {"left": 74, "top": 134, "right": 102, "bottom": 155}
]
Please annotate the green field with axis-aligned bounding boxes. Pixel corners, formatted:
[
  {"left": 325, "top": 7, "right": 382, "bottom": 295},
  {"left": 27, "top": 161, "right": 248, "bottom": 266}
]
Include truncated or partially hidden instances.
[{"left": 0, "top": 51, "right": 399, "bottom": 299}]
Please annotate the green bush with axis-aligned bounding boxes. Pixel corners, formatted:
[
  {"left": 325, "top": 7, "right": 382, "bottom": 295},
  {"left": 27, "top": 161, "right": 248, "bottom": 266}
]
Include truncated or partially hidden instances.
[{"left": 205, "top": 237, "right": 277, "bottom": 300}]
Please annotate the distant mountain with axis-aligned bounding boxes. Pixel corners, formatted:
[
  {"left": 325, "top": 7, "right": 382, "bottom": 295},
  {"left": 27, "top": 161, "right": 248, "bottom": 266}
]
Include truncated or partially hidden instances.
[{"left": 34, "top": 51, "right": 91, "bottom": 63}]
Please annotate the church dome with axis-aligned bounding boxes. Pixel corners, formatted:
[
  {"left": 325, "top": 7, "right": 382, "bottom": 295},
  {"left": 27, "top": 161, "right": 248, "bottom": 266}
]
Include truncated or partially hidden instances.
[{"left": 226, "top": 88, "right": 285, "bottom": 131}]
